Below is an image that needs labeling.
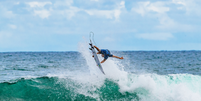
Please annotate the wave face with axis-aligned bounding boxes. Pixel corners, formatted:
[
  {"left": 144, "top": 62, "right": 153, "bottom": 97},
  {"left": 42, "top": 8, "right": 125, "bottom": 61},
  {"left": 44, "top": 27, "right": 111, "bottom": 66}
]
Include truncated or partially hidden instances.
[
  {"left": 0, "top": 43, "right": 201, "bottom": 100},
  {"left": 1, "top": 74, "right": 201, "bottom": 101},
  {"left": 0, "top": 77, "right": 138, "bottom": 101}
]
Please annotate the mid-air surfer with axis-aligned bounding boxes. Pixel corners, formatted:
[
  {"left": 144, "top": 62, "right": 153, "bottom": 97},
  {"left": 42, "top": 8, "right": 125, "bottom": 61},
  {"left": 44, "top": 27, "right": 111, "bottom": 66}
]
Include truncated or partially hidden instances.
[{"left": 93, "top": 46, "right": 124, "bottom": 63}]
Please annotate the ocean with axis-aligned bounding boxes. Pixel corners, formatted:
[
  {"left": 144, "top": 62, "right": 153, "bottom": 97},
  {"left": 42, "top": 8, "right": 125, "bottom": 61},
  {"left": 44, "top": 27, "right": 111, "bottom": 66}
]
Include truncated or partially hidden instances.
[{"left": 1, "top": 43, "right": 201, "bottom": 101}]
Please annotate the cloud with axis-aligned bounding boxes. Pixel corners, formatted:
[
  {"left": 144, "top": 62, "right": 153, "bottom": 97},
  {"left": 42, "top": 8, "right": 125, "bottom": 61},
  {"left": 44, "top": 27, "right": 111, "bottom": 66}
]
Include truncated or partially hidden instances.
[
  {"left": 84, "top": 1, "right": 125, "bottom": 21},
  {"left": 0, "top": 6, "right": 15, "bottom": 18},
  {"left": 172, "top": 0, "right": 185, "bottom": 6},
  {"left": 27, "top": 1, "right": 52, "bottom": 8},
  {"left": 27, "top": 1, "right": 52, "bottom": 19},
  {"left": 132, "top": 1, "right": 169, "bottom": 16},
  {"left": 34, "top": 9, "right": 51, "bottom": 19},
  {"left": 62, "top": 7, "right": 81, "bottom": 19},
  {"left": 53, "top": 0, "right": 73, "bottom": 7},
  {"left": 156, "top": 14, "right": 176, "bottom": 30},
  {"left": 47, "top": 0, "right": 81, "bottom": 19},
  {"left": 136, "top": 33, "right": 174, "bottom": 41},
  {"left": 172, "top": 0, "right": 201, "bottom": 16},
  {"left": 85, "top": 9, "right": 116, "bottom": 19},
  {"left": 131, "top": 1, "right": 175, "bottom": 30},
  {"left": 25, "top": 0, "right": 125, "bottom": 20},
  {"left": 8, "top": 24, "right": 17, "bottom": 29},
  {"left": 15, "top": 2, "right": 20, "bottom": 5},
  {"left": 131, "top": 1, "right": 195, "bottom": 33}
]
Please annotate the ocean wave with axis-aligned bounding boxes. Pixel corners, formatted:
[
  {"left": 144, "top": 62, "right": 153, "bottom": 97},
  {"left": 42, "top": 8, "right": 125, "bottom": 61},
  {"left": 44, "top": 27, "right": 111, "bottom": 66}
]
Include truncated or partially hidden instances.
[{"left": 1, "top": 73, "right": 201, "bottom": 101}]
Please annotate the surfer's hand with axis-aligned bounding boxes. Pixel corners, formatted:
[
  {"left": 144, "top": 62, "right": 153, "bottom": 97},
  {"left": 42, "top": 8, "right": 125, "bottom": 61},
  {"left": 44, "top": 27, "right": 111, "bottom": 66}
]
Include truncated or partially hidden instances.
[
  {"left": 92, "top": 55, "right": 94, "bottom": 57},
  {"left": 120, "top": 57, "right": 124, "bottom": 59}
]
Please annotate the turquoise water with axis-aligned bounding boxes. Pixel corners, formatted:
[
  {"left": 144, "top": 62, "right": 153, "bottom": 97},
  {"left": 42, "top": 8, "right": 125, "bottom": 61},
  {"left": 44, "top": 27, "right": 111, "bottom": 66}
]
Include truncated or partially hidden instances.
[{"left": 1, "top": 44, "right": 201, "bottom": 101}]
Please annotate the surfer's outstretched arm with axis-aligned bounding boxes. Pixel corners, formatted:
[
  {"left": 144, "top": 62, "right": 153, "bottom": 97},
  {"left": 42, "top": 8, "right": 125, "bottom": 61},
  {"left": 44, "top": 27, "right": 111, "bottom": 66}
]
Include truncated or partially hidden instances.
[
  {"left": 112, "top": 55, "right": 124, "bottom": 59},
  {"left": 94, "top": 46, "right": 101, "bottom": 53}
]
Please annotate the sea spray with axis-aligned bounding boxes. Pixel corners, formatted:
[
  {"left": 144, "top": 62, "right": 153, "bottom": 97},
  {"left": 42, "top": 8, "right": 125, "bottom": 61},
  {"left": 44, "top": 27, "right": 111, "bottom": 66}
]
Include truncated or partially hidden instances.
[
  {"left": 78, "top": 40, "right": 102, "bottom": 75},
  {"left": 117, "top": 73, "right": 201, "bottom": 101}
]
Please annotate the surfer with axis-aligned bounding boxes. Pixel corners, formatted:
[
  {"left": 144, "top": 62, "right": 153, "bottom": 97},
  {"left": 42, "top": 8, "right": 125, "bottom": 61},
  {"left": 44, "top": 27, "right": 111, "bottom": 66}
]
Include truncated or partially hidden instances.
[{"left": 93, "top": 46, "right": 124, "bottom": 63}]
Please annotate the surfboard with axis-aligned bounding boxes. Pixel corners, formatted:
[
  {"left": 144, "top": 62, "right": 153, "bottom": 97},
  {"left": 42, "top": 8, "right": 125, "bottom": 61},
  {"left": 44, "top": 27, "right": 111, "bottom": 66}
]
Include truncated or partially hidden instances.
[{"left": 89, "top": 40, "right": 105, "bottom": 75}]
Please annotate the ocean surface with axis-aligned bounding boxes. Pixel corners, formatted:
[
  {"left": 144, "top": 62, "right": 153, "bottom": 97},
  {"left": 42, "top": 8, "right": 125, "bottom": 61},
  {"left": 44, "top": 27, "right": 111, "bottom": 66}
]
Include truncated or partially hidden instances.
[{"left": 1, "top": 43, "right": 201, "bottom": 101}]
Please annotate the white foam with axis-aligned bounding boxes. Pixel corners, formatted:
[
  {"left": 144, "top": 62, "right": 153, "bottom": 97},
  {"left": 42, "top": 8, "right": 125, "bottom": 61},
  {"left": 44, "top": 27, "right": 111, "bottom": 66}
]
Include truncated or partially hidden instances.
[{"left": 118, "top": 73, "right": 201, "bottom": 101}]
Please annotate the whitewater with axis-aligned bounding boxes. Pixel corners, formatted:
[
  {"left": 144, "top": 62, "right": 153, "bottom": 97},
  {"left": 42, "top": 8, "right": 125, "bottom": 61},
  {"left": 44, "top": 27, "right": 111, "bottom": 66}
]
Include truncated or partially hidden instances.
[{"left": 0, "top": 41, "right": 201, "bottom": 101}]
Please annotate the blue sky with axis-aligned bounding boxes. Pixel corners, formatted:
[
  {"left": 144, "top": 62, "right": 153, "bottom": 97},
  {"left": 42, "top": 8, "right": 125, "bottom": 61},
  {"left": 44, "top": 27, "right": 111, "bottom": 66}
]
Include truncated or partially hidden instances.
[{"left": 0, "top": 0, "right": 201, "bottom": 52}]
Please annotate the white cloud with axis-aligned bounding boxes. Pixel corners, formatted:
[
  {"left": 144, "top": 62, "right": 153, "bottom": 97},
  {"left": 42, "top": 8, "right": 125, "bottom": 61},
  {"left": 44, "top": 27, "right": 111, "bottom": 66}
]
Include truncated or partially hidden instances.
[
  {"left": 51, "top": 0, "right": 81, "bottom": 19},
  {"left": 132, "top": 1, "right": 149, "bottom": 16},
  {"left": 132, "top": 1, "right": 169, "bottom": 16},
  {"left": 85, "top": 9, "right": 115, "bottom": 19},
  {"left": 136, "top": 33, "right": 174, "bottom": 41},
  {"left": 85, "top": 1, "right": 125, "bottom": 21},
  {"left": 54, "top": 0, "right": 73, "bottom": 7},
  {"left": 172, "top": 0, "right": 201, "bottom": 16},
  {"left": 15, "top": 2, "right": 20, "bottom": 5},
  {"left": 54, "top": 6, "right": 81, "bottom": 19},
  {"left": 132, "top": 1, "right": 193, "bottom": 32},
  {"left": 132, "top": 1, "right": 175, "bottom": 30},
  {"left": 156, "top": 15, "right": 194, "bottom": 32},
  {"left": 0, "top": 7, "right": 15, "bottom": 18},
  {"left": 156, "top": 14, "right": 176, "bottom": 30},
  {"left": 8, "top": 24, "right": 17, "bottom": 29},
  {"left": 172, "top": 0, "right": 186, "bottom": 6},
  {"left": 65, "top": 8, "right": 81, "bottom": 19},
  {"left": 34, "top": 9, "right": 51, "bottom": 19},
  {"left": 27, "top": 1, "right": 52, "bottom": 19},
  {"left": 27, "top": 1, "right": 52, "bottom": 8},
  {"left": 26, "top": 0, "right": 125, "bottom": 20},
  {"left": 148, "top": 2, "right": 169, "bottom": 13}
]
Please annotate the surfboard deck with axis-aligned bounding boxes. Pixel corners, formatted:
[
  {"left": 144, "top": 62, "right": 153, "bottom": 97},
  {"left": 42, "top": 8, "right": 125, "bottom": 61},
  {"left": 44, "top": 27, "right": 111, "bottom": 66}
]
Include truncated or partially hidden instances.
[{"left": 89, "top": 40, "right": 105, "bottom": 75}]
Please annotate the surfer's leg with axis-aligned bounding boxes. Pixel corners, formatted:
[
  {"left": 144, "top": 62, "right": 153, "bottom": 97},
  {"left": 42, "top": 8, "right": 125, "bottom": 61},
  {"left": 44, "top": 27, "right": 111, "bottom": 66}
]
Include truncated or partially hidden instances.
[{"left": 112, "top": 55, "right": 124, "bottom": 59}]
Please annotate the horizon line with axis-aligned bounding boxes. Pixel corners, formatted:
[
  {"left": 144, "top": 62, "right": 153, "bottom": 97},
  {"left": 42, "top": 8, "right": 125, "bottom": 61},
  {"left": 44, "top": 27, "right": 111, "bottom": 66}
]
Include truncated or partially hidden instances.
[{"left": 0, "top": 50, "right": 201, "bottom": 53}]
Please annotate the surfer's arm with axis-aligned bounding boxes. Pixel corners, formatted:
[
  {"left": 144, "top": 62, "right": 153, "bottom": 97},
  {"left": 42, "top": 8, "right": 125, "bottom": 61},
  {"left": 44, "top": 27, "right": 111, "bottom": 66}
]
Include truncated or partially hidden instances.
[
  {"left": 94, "top": 46, "right": 101, "bottom": 53},
  {"left": 112, "top": 55, "right": 124, "bottom": 59},
  {"left": 101, "top": 59, "right": 106, "bottom": 63}
]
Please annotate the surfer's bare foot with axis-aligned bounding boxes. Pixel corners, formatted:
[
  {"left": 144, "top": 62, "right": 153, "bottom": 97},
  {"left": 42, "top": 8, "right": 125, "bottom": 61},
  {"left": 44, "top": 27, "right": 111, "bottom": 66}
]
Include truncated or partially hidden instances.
[{"left": 120, "top": 57, "right": 123, "bottom": 59}]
